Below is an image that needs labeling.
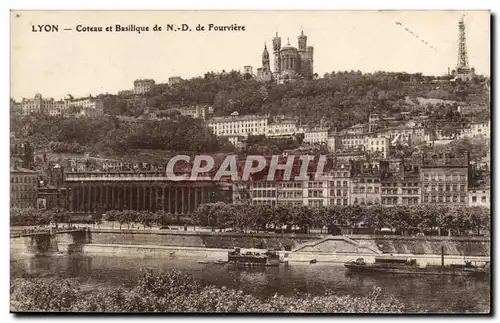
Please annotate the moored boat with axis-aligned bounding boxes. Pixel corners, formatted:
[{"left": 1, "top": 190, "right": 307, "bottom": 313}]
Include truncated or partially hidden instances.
[
  {"left": 228, "top": 248, "right": 280, "bottom": 267},
  {"left": 344, "top": 256, "right": 490, "bottom": 277}
]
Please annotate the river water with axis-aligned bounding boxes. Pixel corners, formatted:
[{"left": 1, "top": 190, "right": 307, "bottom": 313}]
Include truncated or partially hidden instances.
[{"left": 10, "top": 254, "right": 490, "bottom": 313}]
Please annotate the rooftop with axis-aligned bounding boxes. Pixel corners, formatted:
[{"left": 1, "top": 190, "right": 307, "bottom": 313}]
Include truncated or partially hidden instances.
[
  {"left": 10, "top": 166, "right": 38, "bottom": 174},
  {"left": 209, "top": 113, "right": 268, "bottom": 122}
]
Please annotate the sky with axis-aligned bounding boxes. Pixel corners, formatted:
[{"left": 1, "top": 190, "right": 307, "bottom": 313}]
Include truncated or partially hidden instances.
[{"left": 10, "top": 10, "right": 490, "bottom": 100}]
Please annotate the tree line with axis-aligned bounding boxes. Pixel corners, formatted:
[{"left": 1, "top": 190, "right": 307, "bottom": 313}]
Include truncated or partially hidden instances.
[
  {"left": 192, "top": 203, "right": 490, "bottom": 236},
  {"left": 11, "top": 204, "right": 490, "bottom": 237},
  {"left": 10, "top": 208, "right": 101, "bottom": 228},
  {"left": 10, "top": 114, "right": 225, "bottom": 155},
  {"left": 102, "top": 70, "right": 488, "bottom": 130}
]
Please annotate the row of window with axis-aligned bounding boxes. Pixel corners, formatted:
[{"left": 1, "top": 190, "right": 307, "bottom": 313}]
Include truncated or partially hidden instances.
[
  {"left": 309, "top": 190, "right": 324, "bottom": 198},
  {"left": 352, "top": 186, "right": 380, "bottom": 194},
  {"left": 210, "top": 120, "right": 266, "bottom": 126},
  {"left": 330, "top": 198, "right": 349, "bottom": 206},
  {"left": 308, "top": 200, "right": 324, "bottom": 207},
  {"left": 253, "top": 190, "right": 276, "bottom": 198},
  {"left": 253, "top": 200, "right": 276, "bottom": 206},
  {"left": 353, "top": 197, "right": 380, "bottom": 205},
  {"left": 330, "top": 189, "right": 349, "bottom": 197},
  {"left": 422, "top": 195, "right": 466, "bottom": 203},
  {"left": 332, "top": 180, "right": 349, "bottom": 186},
  {"left": 353, "top": 178, "right": 380, "bottom": 184},
  {"left": 331, "top": 172, "right": 350, "bottom": 178},
  {"left": 11, "top": 186, "right": 37, "bottom": 191},
  {"left": 11, "top": 192, "right": 37, "bottom": 199},
  {"left": 278, "top": 201, "right": 303, "bottom": 206},
  {"left": 382, "top": 197, "right": 420, "bottom": 205},
  {"left": 471, "top": 196, "right": 488, "bottom": 203},
  {"left": 422, "top": 184, "right": 465, "bottom": 192},
  {"left": 381, "top": 188, "right": 419, "bottom": 195},
  {"left": 11, "top": 176, "right": 37, "bottom": 184},
  {"left": 278, "top": 191, "right": 303, "bottom": 199},
  {"left": 422, "top": 173, "right": 466, "bottom": 181},
  {"left": 308, "top": 182, "right": 326, "bottom": 188},
  {"left": 280, "top": 182, "right": 302, "bottom": 188}
]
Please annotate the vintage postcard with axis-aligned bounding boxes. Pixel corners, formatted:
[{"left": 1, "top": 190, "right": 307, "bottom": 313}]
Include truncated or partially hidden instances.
[{"left": 10, "top": 10, "right": 491, "bottom": 314}]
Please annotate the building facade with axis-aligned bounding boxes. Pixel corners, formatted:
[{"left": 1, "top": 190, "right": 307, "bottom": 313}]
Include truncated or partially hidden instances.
[
  {"left": 206, "top": 112, "right": 268, "bottom": 137},
  {"left": 168, "top": 105, "right": 208, "bottom": 120},
  {"left": 168, "top": 77, "right": 183, "bottom": 85},
  {"left": 64, "top": 172, "right": 233, "bottom": 214},
  {"left": 11, "top": 140, "right": 34, "bottom": 169},
  {"left": 420, "top": 155, "right": 469, "bottom": 206},
  {"left": 468, "top": 187, "right": 490, "bottom": 208},
  {"left": 257, "top": 30, "right": 314, "bottom": 83},
  {"left": 303, "top": 128, "right": 328, "bottom": 145},
  {"left": 133, "top": 79, "right": 155, "bottom": 95},
  {"left": 11, "top": 167, "right": 39, "bottom": 208},
  {"left": 69, "top": 97, "right": 104, "bottom": 117},
  {"left": 328, "top": 168, "right": 351, "bottom": 206},
  {"left": 266, "top": 119, "right": 298, "bottom": 139}
]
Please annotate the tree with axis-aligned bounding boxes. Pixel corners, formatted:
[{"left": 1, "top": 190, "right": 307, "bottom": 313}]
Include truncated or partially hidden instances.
[
  {"left": 105, "top": 210, "right": 119, "bottom": 229},
  {"left": 47, "top": 208, "right": 69, "bottom": 229},
  {"left": 91, "top": 213, "right": 103, "bottom": 228}
]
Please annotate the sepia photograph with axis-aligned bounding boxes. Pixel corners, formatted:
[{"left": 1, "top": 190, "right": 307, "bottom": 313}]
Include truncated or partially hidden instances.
[{"left": 9, "top": 10, "right": 491, "bottom": 314}]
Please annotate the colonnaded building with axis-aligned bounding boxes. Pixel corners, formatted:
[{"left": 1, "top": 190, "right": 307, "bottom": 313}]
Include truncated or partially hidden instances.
[
  {"left": 64, "top": 172, "right": 233, "bottom": 214},
  {"left": 257, "top": 30, "right": 314, "bottom": 83}
]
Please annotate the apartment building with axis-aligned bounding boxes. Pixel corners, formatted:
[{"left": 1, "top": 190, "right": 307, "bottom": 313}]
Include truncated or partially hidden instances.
[
  {"left": 266, "top": 118, "right": 298, "bottom": 139},
  {"left": 133, "top": 79, "right": 155, "bottom": 95},
  {"left": 327, "top": 168, "right": 350, "bottom": 206},
  {"left": 303, "top": 128, "right": 329, "bottom": 145},
  {"left": 420, "top": 154, "right": 469, "bottom": 206},
  {"left": 207, "top": 112, "right": 268, "bottom": 137}
]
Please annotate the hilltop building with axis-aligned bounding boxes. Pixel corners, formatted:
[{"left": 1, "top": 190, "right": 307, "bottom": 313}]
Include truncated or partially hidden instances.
[{"left": 257, "top": 30, "right": 314, "bottom": 84}]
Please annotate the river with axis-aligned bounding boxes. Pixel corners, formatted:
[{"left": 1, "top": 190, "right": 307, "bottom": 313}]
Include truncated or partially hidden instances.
[{"left": 10, "top": 254, "right": 490, "bottom": 313}]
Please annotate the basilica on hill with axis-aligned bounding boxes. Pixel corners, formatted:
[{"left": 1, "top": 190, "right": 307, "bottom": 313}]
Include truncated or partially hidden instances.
[{"left": 256, "top": 30, "right": 314, "bottom": 84}]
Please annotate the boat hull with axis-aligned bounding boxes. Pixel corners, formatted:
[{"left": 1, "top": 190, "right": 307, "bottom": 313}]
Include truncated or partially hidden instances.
[
  {"left": 344, "top": 263, "right": 489, "bottom": 277},
  {"left": 228, "top": 256, "right": 280, "bottom": 267}
]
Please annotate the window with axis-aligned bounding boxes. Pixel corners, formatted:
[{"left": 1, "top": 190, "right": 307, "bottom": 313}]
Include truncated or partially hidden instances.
[
  {"left": 481, "top": 196, "right": 487, "bottom": 203},
  {"left": 343, "top": 199, "right": 348, "bottom": 205},
  {"left": 472, "top": 196, "right": 477, "bottom": 203}
]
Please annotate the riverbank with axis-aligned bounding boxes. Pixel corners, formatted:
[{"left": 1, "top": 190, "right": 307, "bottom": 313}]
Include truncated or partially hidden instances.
[
  {"left": 10, "top": 229, "right": 490, "bottom": 265},
  {"left": 11, "top": 268, "right": 409, "bottom": 313}
]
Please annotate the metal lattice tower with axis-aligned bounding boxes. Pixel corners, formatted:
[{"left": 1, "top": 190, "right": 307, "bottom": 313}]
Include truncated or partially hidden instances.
[{"left": 456, "top": 15, "right": 470, "bottom": 73}]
